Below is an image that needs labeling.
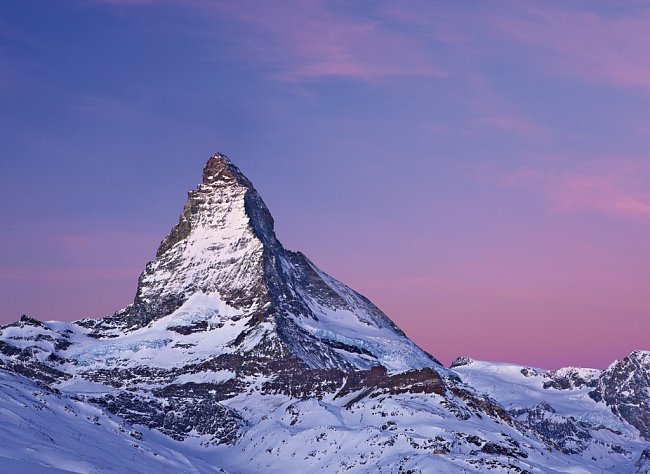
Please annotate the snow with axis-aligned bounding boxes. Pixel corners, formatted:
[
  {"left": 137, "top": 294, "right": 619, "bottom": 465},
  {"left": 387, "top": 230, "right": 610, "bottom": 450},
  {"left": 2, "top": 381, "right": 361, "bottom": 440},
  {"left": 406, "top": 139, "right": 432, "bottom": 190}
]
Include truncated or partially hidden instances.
[
  {"left": 292, "top": 300, "right": 439, "bottom": 373},
  {"left": 135, "top": 180, "right": 267, "bottom": 321},
  {"left": 453, "top": 359, "right": 648, "bottom": 472},
  {"left": 207, "top": 391, "right": 597, "bottom": 474},
  {"left": 161, "top": 292, "right": 244, "bottom": 330},
  {"left": 173, "top": 370, "right": 234, "bottom": 385},
  {"left": 60, "top": 292, "right": 252, "bottom": 371},
  {"left": 0, "top": 371, "right": 226, "bottom": 473},
  {"left": 0, "top": 457, "right": 79, "bottom": 474},
  {"left": 71, "top": 339, "right": 172, "bottom": 366}
]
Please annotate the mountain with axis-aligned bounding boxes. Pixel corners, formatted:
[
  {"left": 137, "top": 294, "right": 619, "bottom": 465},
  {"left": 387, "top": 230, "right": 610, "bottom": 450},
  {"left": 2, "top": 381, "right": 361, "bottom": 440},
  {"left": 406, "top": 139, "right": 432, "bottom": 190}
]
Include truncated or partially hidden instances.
[
  {"left": 451, "top": 357, "right": 650, "bottom": 471},
  {"left": 1, "top": 153, "right": 649, "bottom": 473},
  {"left": 80, "top": 153, "right": 440, "bottom": 373}
]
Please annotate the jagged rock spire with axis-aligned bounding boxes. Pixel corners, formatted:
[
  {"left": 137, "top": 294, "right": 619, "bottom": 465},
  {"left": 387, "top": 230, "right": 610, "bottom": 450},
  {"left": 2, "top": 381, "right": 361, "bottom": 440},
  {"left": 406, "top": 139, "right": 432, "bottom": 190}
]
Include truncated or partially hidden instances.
[
  {"left": 202, "top": 152, "right": 253, "bottom": 187},
  {"left": 155, "top": 152, "right": 275, "bottom": 259}
]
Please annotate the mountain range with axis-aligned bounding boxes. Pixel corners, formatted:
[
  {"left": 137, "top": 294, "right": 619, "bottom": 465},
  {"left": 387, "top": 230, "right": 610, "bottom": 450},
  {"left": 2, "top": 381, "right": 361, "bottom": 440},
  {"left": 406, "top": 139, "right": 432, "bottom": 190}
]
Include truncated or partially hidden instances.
[{"left": 1, "top": 153, "right": 648, "bottom": 473}]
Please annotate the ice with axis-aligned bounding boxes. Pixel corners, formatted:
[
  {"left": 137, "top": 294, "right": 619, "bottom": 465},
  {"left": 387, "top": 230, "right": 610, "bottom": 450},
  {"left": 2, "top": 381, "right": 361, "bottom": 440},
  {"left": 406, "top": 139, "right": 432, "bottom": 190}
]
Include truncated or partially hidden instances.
[
  {"left": 71, "top": 339, "right": 172, "bottom": 366},
  {"left": 165, "top": 293, "right": 243, "bottom": 328}
]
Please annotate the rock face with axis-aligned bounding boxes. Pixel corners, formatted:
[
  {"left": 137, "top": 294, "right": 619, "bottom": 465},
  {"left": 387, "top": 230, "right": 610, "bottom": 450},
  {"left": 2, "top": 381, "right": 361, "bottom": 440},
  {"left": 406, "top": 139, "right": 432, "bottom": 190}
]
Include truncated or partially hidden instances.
[
  {"left": 589, "top": 350, "right": 650, "bottom": 440},
  {"left": 1, "top": 152, "right": 650, "bottom": 473},
  {"left": 109, "top": 153, "right": 275, "bottom": 331}
]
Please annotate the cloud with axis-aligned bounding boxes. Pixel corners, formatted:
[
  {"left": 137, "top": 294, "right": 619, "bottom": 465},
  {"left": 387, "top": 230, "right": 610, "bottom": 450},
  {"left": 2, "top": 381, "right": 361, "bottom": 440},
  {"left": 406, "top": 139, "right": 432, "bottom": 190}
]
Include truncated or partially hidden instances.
[
  {"left": 91, "top": 0, "right": 446, "bottom": 82},
  {"left": 208, "top": 1, "right": 447, "bottom": 83},
  {"left": 477, "top": 114, "right": 542, "bottom": 137},
  {"left": 366, "top": 4, "right": 549, "bottom": 138},
  {"left": 86, "top": 0, "right": 650, "bottom": 93},
  {"left": 0, "top": 58, "right": 13, "bottom": 96},
  {"left": 49, "top": 229, "right": 159, "bottom": 257},
  {"left": 381, "top": 2, "right": 650, "bottom": 101},
  {"left": 503, "top": 159, "right": 650, "bottom": 218},
  {"left": 491, "top": 3, "right": 650, "bottom": 93},
  {"left": 552, "top": 173, "right": 650, "bottom": 217},
  {"left": 0, "top": 18, "right": 37, "bottom": 96}
]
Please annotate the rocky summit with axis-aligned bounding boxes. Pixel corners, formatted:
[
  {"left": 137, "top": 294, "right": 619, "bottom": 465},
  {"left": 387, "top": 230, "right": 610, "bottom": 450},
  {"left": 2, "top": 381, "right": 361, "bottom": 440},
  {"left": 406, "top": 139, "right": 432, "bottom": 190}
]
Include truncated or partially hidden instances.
[{"left": 1, "top": 153, "right": 649, "bottom": 473}]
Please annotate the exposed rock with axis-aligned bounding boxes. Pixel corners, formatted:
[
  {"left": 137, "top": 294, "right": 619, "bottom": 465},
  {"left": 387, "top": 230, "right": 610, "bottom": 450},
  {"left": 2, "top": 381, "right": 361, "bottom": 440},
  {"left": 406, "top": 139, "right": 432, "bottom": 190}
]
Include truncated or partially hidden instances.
[
  {"left": 450, "top": 356, "right": 473, "bottom": 368},
  {"left": 543, "top": 367, "right": 600, "bottom": 390},
  {"left": 636, "top": 447, "right": 650, "bottom": 473},
  {"left": 589, "top": 350, "right": 650, "bottom": 440},
  {"left": 510, "top": 402, "right": 591, "bottom": 454}
]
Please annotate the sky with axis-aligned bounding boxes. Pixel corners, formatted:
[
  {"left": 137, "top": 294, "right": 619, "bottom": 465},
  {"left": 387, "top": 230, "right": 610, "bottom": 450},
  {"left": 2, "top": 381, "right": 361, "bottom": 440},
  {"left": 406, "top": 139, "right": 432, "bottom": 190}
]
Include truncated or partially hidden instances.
[{"left": 1, "top": 1, "right": 649, "bottom": 370}]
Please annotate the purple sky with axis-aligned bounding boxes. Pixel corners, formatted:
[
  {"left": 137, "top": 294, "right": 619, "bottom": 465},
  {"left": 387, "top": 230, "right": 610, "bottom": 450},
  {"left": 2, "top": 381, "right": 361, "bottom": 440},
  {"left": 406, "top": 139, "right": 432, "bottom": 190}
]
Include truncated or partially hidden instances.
[{"left": 1, "top": 1, "right": 649, "bottom": 369}]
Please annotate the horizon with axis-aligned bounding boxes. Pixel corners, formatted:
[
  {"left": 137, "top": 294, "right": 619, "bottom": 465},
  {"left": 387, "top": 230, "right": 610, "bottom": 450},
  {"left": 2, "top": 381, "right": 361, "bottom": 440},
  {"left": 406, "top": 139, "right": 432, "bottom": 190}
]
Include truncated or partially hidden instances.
[{"left": 2, "top": 1, "right": 649, "bottom": 370}]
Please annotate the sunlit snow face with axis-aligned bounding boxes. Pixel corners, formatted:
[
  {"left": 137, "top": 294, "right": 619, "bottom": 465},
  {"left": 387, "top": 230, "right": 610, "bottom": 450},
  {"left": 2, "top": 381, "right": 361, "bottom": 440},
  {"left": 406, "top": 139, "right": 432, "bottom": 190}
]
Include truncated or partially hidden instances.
[{"left": 136, "top": 171, "right": 268, "bottom": 315}]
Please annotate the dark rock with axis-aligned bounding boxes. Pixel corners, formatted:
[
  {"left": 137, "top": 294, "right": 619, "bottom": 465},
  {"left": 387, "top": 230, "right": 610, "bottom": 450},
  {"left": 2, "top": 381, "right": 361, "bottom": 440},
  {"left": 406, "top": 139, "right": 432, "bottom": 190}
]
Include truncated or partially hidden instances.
[
  {"left": 589, "top": 351, "right": 650, "bottom": 440},
  {"left": 450, "top": 356, "right": 473, "bottom": 368},
  {"left": 510, "top": 402, "right": 591, "bottom": 454},
  {"left": 635, "top": 447, "right": 650, "bottom": 473}
]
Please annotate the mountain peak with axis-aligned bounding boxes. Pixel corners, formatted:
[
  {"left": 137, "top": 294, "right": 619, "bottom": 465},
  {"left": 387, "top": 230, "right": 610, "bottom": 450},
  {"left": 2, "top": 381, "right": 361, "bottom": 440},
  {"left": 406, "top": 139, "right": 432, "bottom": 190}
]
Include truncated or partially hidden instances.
[{"left": 202, "top": 152, "right": 252, "bottom": 187}]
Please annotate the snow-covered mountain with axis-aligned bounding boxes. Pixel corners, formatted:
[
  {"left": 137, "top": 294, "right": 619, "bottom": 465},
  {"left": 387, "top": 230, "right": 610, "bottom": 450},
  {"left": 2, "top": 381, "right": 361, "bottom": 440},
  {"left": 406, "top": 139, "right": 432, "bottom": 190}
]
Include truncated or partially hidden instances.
[
  {"left": 1, "top": 153, "right": 649, "bottom": 473},
  {"left": 80, "top": 153, "right": 439, "bottom": 373},
  {"left": 451, "top": 356, "right": 650, "bottom": 472}
]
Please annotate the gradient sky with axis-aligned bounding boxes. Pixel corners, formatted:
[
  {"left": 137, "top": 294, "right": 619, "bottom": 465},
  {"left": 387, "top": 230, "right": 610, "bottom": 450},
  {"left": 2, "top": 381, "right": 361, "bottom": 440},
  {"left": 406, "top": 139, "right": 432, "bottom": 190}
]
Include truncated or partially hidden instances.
[{"left": 1, "top": 1, "right": 649, "bottom": 369}]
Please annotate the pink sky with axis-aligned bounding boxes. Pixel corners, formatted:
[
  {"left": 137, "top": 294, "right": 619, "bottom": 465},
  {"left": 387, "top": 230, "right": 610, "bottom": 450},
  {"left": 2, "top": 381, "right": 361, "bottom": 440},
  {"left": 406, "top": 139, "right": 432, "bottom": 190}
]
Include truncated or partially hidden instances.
[{"left": 1, "top": 1, "right": 649, "bottom": 369}]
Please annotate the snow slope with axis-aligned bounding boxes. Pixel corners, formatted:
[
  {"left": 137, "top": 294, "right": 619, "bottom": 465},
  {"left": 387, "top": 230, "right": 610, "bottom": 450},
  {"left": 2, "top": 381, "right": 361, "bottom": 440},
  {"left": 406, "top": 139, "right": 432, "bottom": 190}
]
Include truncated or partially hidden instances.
[
  {"left": 0, "top": 370, "right": 226, "bottom": 473},
  {"left": 453, "top": 358, "right": 649, "bottom": 472}
]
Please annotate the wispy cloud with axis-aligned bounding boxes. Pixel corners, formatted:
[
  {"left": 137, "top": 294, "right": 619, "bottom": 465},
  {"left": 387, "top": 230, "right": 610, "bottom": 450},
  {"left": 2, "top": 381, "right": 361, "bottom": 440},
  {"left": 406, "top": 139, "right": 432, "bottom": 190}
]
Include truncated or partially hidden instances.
[
  {"left": 503, "top": 159, "right": 650, "bottom": 218},
  {"left": 88, "top": 0, "right": 650, "bottom": 94},
  {"left": 92, "top": 0, "right": 446, "bottom": 83},
  {"left": 552, "top": 173, "right": 650, "bottom": 217},
  {"left": 369, "top": 4, "right": 549, "bottom": 138},
  {"left": 0, "top": 18, "right": 36, "bottom": 96},
  {"left": 491, "top": 3, "right": 650, "bottom": 93},
  {"left": 0, "top": 57, "right": 13, "bottom": 96},
  {"left": 49, "top": 229, "right": 159, "bottom": 257},
  {"left": 207, "top": 2, "right": 447, "bottom": 83}
]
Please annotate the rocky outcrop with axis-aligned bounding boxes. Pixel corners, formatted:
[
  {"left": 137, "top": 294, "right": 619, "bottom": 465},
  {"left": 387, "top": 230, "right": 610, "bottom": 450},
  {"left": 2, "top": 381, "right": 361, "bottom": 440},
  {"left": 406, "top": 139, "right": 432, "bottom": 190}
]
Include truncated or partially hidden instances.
[
  {"left": 589, "top": 350, "right": 650, "bottom": 440},
  {"left": 635, "top": 448, "right": 650, "bottom": 473},
  {"left": 543, "top": 367, "right": 600, "bottom": 390},
  {"left": 510, "top": 402, "right": 592, "bottom": 454}
]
